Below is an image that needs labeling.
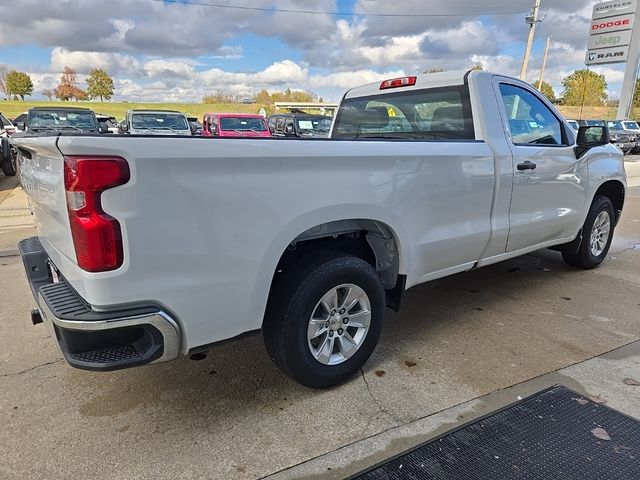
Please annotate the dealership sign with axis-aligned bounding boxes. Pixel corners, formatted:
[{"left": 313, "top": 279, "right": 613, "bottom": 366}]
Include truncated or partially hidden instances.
[
  {"left": 592, "top": 0, "right": 637, "bottom": 19},
  {"left": 587, "top": 0, "right": 637, "bottom": 65},
  {"left": 588, "top": 29, "right": 633, "bottom": 49},
  {"left": 585, "top": 45, "right": 631, "bottom": 64},
  {"left": 589, "top": 13, "right": 634, "bottom": 34}
]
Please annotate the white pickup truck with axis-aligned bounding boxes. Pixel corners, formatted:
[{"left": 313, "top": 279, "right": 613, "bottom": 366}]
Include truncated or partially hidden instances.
[{"left": 13, "top": 71, "right": 626, "bottom": 388}]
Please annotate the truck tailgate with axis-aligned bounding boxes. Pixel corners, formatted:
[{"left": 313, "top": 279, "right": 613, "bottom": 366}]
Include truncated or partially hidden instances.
[{"left": 14, "top": 136, "right": 77, "bottom": 264}]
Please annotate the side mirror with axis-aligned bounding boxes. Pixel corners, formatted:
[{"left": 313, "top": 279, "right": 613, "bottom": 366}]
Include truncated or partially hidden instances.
[
  {"left": 190, "top": 123, "right": 197, "bottom": 135},
  {"left": 284, "top": 125, "right": 295, "bottom": 135},
  {"left": 120, "top": 122, "right": 129, "bottom": 133},
  {"left": 99, "top": 123, "right": 110, "bottom": 133},
  {"left": 575, "top": 125, "right": 610, "bottom": 158}
]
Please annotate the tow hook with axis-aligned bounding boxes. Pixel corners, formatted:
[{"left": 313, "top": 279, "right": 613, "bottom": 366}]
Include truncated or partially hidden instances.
[{"left": 31, "top": 309, "right": 43, "bottom": 325}]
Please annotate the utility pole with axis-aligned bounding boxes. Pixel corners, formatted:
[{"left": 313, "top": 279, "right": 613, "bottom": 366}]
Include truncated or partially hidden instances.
[
  {"left": 616, "top": 0, "right": 640, "bottom": 119},
  {"left": 537, "top": 36, "right": 551, "bottom": 88},
  {"left": 520, "top": 0, "right": 542, "bottom": 80}
]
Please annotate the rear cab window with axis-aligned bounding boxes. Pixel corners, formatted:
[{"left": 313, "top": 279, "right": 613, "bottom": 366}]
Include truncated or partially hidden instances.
[{"left": 332, "top": 86, "right": 475, "bottom": 140}]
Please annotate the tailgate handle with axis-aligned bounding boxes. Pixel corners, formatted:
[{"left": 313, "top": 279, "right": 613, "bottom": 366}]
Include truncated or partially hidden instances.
[{"left": 517, "top": 161, "right": 537, "bottom": 171}]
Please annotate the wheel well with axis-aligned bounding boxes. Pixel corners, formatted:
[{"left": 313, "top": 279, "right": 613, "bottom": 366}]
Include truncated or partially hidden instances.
[
  {"left": 595, "top": 180, "right": 625, "bottom": 222},
  {"left": 268, "top": 220, "right": 403, "bottom": 311}
]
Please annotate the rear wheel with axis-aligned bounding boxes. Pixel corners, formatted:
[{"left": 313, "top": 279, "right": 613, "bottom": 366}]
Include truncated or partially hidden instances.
[
  {"left": 562, "top": 195, "right": 615, "bottom": 269},
  {"left": 1, "top": 138, "right": 16, "bottom": 176},
  {"left": 263, "top": 253, "right": 385, "bottom": 388}
]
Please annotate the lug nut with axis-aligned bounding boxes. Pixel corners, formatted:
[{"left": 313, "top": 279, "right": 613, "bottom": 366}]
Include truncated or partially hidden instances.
[
  {"left": 325, "top": 321, "right": 330, "bottom": 327},
  {"left": 337, "top": 328, "right": 344, "bottom": 335},
  {"left": 329, "top": 331, "right": 334, "bottom": 337},
  {"left": 331, "top": 310, "right": 336, "bottom": 316},
  {"left": 343, "top": 318, "right": 349, "bottom": 324},
  {"left": 339, "top": 308, "right": 345, "bottom": 314}
]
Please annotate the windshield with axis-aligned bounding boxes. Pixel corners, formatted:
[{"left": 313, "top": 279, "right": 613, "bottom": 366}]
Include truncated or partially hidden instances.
[
  {"left": 585, "top": 120, "right": 605, "bottom": 126},
  {"left": 623, "top": 121, "right": 639, "bottom": 130},
  {"left": 607, "top": 121, "right": 624, "bottom": 130},
  {"left": 28, "top": 110, "right": 98, "bottom": 130},
  {"left": 295, "top": 117, "right": 331, "bottom": 132},
  {"left": 131, "top": 113, "right": 189, "bottom": 131},
  {"left": 98, "top": 118, "right": 117, "bottom": 128},
  {"left": 220, "top": 117, "right": 267, "bottom": 131},
  {"left": 567, "top": 120, "right": 579, "bottom": 130},
  {"left": 1, "top": 114, "right": 12, "bottom": 127}
]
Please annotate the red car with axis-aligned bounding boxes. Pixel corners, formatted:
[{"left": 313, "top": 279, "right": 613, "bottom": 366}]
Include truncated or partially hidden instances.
[{"left": 202, "top": 113, "right": 271, "bottom": 137}]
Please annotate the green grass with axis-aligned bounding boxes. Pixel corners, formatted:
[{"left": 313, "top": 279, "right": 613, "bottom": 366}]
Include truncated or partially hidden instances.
[
  {"left": 556, "top": 105, "right": 640, "bottom": 121},
  {"left": 0, "top": 100, "right": 270, "bottom": 121}
]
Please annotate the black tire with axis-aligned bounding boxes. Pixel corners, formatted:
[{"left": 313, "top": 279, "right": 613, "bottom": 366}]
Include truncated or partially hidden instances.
[
  {"left": 263, "top": 253, "right": 385, "bottom": 388},
  {"left": 562, "top": 195, "right": 615, "bottom": 269},
  {"left": 1, "top": 138, "right": 16, "bottom": 176}
]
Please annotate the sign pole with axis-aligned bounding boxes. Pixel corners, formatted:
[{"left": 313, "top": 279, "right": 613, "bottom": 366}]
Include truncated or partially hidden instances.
[{"left": 616, "top": 1, "right": 640, "bottom": 119}]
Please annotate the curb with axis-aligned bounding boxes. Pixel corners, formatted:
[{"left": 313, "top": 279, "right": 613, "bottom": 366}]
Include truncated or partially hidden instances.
[{"left": 0, "top": 249, "right": 19, "bottom": 258}]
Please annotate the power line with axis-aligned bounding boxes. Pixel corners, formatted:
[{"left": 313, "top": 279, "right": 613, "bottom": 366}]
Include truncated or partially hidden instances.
[{"left": 149, "top": 0, "right": 528, "bottom": 17}]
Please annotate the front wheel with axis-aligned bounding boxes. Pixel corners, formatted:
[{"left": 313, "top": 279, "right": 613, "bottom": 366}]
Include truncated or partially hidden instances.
[
  {"left": 562, "top": 195, "right": 615, "bottom": 269},
  {"left": 263, "top": 254, "right": 385, "bottom": 388}
]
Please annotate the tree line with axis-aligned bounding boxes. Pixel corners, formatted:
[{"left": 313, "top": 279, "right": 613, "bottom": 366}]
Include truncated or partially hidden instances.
[
  {"left": 203, "top": 87, "right": 321, "bottom": 105},
  {"left": 0, "top": 66, "right": 114, "bottom": 102}
]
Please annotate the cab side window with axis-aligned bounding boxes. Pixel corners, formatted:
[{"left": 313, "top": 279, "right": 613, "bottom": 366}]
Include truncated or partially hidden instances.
[{"left": 499, "top": 84, "right": 564, "bottom": 146}]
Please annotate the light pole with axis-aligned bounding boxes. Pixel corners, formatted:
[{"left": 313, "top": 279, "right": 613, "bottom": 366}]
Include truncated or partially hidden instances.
[
  {"left": 537, "top": 36, "right": 552, "bottom": 89},
  {"left": 520, "top": 0, "right": 542, "bottom": 81}
]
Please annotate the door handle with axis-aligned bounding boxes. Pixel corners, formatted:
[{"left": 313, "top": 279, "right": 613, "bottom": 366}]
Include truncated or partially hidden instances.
[{"left": 517, "top": 161, "right": 537, "bottom": 171}]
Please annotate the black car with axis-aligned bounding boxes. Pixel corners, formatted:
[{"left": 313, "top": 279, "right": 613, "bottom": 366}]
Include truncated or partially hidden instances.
[
  {"left": 24, "top": 107, "right": 105, "bottom": 134},
  {"left": 1, "top": 107, "right": 106, "bottom": 177},
  {"left": 268, "top": 114, "right": 332, "bottom": 138}
]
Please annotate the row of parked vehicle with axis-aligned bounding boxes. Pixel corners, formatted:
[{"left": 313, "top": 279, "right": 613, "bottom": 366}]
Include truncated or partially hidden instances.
[
  {"left": 0, "top": 107, "right": 333, "bottom": 140},
  {"left": 566, "top": 118, "right": 640, "bottom": 155},
  {"left": 1, "top": 104, "right": 639, "bottom": 178}
]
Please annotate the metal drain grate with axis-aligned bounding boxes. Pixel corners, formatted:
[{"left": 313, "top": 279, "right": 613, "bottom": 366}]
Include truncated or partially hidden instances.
[
  {"left": 351, "top": 385, "right": 640, "bottom": 480},
  {"left": 69, "top": 345, "right": 140, "bottom": 364}
]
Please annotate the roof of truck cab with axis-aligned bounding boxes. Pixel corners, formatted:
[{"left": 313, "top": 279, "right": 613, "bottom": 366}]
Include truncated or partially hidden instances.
[
  {"left": 343, "top": 70, "right": 484, "bottom": 99},
  {"left": 205, "top": 113, "right": 266, "bottom": 118},
  {"left": 128, "top": 109, "right": 183, "bottom": 114},
  {"left": 28, "top": 106, "right": 93, "bottom": 112}
]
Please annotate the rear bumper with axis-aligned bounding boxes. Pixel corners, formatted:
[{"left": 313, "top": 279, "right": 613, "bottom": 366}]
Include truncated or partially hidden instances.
[{"left": 19, "top": 236, "right": 181, "bottom": 371}]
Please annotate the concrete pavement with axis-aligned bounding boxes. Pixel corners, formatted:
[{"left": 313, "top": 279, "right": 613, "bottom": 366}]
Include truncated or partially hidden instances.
[
  {"left": 1, "top": 172, "right": 640, "bottom": 480},
  {"left": 0, "top": 175, "right": 35, "bottom": 256}
]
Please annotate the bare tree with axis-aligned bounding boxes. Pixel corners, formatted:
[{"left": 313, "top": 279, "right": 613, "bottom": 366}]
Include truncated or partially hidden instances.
[{"left": 0, "top": 69, "right": 9, "bottom": 99}]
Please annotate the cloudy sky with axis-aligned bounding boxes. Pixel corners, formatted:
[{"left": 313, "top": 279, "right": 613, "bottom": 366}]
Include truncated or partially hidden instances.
[{"left": 0, "top": 0, "right": 629, "bottom": 102}]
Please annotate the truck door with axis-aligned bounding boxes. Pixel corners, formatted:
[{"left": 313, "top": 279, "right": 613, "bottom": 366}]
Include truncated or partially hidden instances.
[{"left": 495, "top": 81, "right": 588, "bottom": 252}]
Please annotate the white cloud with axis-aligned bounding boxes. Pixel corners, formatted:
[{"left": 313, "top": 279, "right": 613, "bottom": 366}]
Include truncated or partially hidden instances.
[{"left": 50, "top": 47, "right": 141, "bottom": 75}]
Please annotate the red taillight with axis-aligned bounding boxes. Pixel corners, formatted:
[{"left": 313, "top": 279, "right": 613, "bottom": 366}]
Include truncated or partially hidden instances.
[
  {"left": 64, "top": 156, "right": 130, "bottom": 272},
  {"left": 379, "top": 76, "right": 417, "bottom": 90}
]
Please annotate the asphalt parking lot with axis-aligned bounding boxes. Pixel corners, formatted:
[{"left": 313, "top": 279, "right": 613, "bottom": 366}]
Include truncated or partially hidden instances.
[{"left": 1, "top": 160, "right": 640, "bottom": 480}]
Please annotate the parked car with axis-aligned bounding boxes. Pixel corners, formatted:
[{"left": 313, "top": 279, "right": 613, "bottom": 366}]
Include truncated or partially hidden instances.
[
  {"left": 1, "top": 113, "right": 19, "bottom": 175},
  {"left": 12, "top": 70, "right": 625, "bottom": 388},
  {"left": 11, "top": 113, "right": 27, "bottom": 129},
  {"left": 1, "top": 107, "right": 105, "bottom": 176},
  {"left": 120, "top": 109, "right": 193, "bottom": 135},
  {"left": 606, "top": 120, "right": 636, "bottom": 154},
  {"left": 1, "top": 112, "right": 20, "bottom": 136},
  {"left": 566, "top": 119, "right": 580, "bottom": 131},
  {"left": 268, "top": 114, "right": 332, "bottom": 138},
  {"left": 202, "top": 113, "right": 271, "bottom": 137},
  {"left": 95, "top": 114, "right": 119, "bottom": 134},
  {"left": 186, "top": 116, "right": 203, "bottom": 136},
  {"left": 25, "top": 107, "right": 105, "bottom": 134},
  {"left": 620, "top": 120, "right": 640, "bottom": 153}
]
